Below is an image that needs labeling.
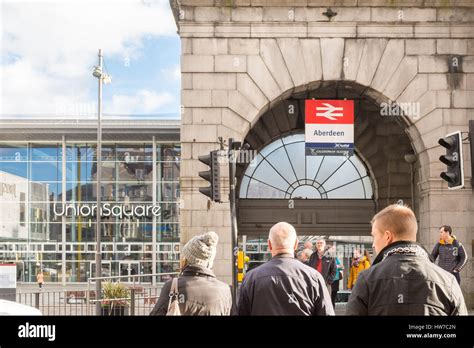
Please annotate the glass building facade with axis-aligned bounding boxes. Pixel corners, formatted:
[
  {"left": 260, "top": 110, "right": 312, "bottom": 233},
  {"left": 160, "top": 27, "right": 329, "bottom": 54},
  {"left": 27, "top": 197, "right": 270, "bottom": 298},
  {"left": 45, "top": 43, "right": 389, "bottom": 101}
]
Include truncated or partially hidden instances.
[{"left": 0, "top": 133, "right": 181, "bottom": 283}]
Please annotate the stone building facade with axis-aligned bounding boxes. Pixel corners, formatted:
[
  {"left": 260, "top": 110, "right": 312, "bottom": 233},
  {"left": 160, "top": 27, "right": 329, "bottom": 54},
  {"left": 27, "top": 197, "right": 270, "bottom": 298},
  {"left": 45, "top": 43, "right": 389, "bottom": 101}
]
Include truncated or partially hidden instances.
[{"left": 171, "top": 0, "right": 473, "bottom": 307}]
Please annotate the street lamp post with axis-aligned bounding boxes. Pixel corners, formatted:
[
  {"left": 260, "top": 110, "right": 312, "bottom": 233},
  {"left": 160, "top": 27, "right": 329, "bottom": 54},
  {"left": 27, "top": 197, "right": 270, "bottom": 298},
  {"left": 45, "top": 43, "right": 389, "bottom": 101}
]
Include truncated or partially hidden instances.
[
  {"left": 92, "top": 49, "right": 110, "bottom": 315},
  {"left": 95, "top": 49, "right": 103, "bottom": 315}
]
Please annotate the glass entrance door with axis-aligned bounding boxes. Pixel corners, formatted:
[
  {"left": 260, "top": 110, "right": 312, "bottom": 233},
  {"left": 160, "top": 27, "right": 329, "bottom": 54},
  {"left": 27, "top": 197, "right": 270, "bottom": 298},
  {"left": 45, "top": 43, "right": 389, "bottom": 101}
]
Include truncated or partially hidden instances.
[
  {"left": 119, "top": 261, "right": 140, "bottom": 282},
  {"left": 90, "top": 261, "right": 111, "bottom": 280}
]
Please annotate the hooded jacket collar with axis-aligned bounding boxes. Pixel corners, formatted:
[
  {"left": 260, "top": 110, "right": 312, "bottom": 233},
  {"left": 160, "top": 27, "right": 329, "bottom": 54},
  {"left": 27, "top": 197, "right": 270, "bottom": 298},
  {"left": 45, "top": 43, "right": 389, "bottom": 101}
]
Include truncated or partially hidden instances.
[
  {"left": 373, "top": 240, "right": 433, "bottom": 265},
  {"left": 181, "top": 264, "right": 216, "bottom": 278},
  {"left": 439, "top": 235, "right": 456, "bottom": 245}
]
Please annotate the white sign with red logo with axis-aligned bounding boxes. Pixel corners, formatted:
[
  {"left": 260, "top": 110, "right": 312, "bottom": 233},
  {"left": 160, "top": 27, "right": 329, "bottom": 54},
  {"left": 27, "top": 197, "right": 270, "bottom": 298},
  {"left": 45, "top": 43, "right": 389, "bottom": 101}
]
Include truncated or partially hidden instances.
[
  {"left": 0, "top": 264, "right": 16, "bottom": 288},
  {"left": 305, "top": 99, "right": 354, "bottom": 156}
]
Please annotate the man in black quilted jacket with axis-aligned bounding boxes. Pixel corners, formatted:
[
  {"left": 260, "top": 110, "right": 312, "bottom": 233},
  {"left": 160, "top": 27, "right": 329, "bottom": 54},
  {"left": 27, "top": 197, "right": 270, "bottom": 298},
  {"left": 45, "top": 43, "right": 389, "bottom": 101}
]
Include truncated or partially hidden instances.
[
  {"left": 431, "top": 225, "right": 468, "bottom": 285},
  {"left": 346, "top": 204, "right": 467, "bottom": 316}
]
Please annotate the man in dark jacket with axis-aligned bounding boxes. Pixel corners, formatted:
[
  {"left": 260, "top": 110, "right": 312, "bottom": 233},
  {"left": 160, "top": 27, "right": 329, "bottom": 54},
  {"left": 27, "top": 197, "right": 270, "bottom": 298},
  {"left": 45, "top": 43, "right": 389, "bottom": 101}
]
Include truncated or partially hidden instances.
[
  {"left": 237, "top": 222, "right": 334, "bottom": 316},
  {"left": 431, "top": 225, "right": 468, "bottom": 284},
  {"left": 308, "top": 238, "right": 336, "bottom": 293},
  {"left": 150, "top": 231, "right": 232, "bottom": 315},
  {"left": 346, "top": 204, "right": 467, "bottom": 316}
]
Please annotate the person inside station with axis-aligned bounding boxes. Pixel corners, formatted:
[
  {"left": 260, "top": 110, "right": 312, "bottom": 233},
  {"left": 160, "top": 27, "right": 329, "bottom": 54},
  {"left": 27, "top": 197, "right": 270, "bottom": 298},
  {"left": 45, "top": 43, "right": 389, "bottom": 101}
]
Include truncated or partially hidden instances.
[
  {"left": 36, "top": 270, "right": 44, "bottom": 290},
  {"left": 347, "top": 248, "right": 370, "bottom": 290}
]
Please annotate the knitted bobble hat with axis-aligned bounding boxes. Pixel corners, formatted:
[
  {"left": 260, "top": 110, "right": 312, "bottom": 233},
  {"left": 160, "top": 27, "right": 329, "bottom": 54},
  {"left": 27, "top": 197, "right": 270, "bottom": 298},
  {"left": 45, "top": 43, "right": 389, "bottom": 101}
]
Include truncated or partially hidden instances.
[{"left": 182, "top": 231, "right": 219, "bottom": 269}]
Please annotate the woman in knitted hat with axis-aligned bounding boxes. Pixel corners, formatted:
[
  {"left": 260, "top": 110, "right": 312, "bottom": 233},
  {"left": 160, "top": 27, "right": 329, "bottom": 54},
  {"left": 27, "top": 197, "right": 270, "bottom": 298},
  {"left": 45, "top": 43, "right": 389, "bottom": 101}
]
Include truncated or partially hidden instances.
[{"left": 150, "top": 231, "right": 233, "bottom": 316}]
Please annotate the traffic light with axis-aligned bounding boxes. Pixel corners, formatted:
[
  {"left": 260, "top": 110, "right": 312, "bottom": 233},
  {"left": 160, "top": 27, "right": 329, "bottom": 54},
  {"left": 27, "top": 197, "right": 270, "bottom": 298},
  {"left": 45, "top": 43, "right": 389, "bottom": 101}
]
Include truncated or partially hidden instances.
[
  {"left": 237, "top": 250, "right": 249, "bottom": 282},
  {"left": 438, "top": 131, "right": 464, "bottom": 189},
  {"left": 198, "top": 150, "right": 221, "bottom": 202}
]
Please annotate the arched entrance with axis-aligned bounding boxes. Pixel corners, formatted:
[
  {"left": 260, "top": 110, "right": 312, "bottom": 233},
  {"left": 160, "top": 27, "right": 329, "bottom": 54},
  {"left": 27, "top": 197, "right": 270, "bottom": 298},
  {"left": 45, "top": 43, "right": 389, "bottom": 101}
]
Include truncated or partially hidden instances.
[{"left": 236, "top": 81, "right": 418, "bottom": 237}]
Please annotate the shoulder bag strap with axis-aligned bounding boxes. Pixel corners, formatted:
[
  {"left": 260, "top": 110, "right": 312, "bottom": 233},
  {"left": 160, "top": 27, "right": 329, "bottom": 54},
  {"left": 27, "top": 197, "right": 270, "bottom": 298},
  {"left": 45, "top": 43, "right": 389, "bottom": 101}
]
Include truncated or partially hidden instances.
[{"left": 168, "top": 277, "right": 179, "bottom": 308}]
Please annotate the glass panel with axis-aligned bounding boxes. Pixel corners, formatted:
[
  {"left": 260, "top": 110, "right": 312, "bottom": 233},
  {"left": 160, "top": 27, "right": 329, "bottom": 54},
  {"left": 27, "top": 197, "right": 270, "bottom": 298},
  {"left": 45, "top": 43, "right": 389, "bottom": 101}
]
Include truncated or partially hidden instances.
[
  {"left": 158, "top": 223, "right": 179, "bottom": 241},
  {"left": 117, "top": 144, "right": 152, "bottom": 162},
  {"left": 161, "top": 145, "right": 181, "bottom": 161},
  {"left": 291, "top": 185, "right": 322, "bottom": 199},
  {"left": 285, "top": 142, "right": 306, "bottom": 181},
  {"left": 0, "top": 220, "right": 29, "bottom": 239},
  {"left": 327, "top": 180, "right": 365, "bottom": 198},
  {"left": 100, "top": 162, "right": 116, "bottom": 180},
  {"left": 101, "top": 183, "right": 116, "bottom": 201},
  {"left": 160, "top": 161, "right": 179, "bottom": 181},
  {"left": 160, "top": 202, "right": 179, "bottom": 223},
  {"left": 117, "top": 161, "right": 153, "bottom": 181},
  {"left": 362, "top": 176, "right": 373, "bottom": 198},
  {"left": 239, "top": 175, "right": 250, "bottom": 198},
  {"left": 351, "top": 156, "right": 369, "bottom": 177},
  {"left": 117, "top": 183, "right": 153, "bottom": 201},
  {"left": 160, "top": 182, "right": 180, "bottom": 202},
  {"left": 243, "top": 153, "right": 263, "bottom": 178},
  {"left": 306, "top": 155, "right": 323, "bottom": 181},
  {"left": 101, "top": 144, "right": 116, "bottom": 161},
  {"left": 30, "top": 162, "right": 61, "bottom": 182},
  {"left": 65, "top": 162, "right": 96, "bottom": 182},
  {"left": 66, "top": 223, "right": 96, "bottom": 242},
  {"left": 66, "top": 182, "right": 95, "bottom": 201},
  {"left": 30, "top": 181, "right": 53, "bottom": 201},
  {"left": 314, "top": 156, "right": 348, "bottom": 185},
  {"left": 66, "top": 144, "right": 96, "bottom": 162},
  {"left": 323, "top": 160, "right": 360, "bottom": 192},
  {"left": 252, "top": 160, "right": 290, "bottom": 192},
  {"left": 266, "top": 149, "right": 297, "bottom": 184},
  {"left": 259, "top": 138, "right": 282, "bottom": 158},
  {"left": 0, "top": 144, "right": 28, "bottom": 161},
  {"left": 247, "top": 180, "right": 286, "bottom": 199},
  {"left": 0, "top": 162, "right": 28, "bottom": 179},
  {"left": 30, "top": 144, "right": 61, "bottom": 161}
]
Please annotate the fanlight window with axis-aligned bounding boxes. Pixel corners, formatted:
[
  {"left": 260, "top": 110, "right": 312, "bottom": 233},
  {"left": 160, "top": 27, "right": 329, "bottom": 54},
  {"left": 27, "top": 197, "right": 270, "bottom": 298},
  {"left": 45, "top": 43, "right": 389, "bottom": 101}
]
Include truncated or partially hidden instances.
[{"left": 239, "top": 133, "right": 373, "bottom": 199}]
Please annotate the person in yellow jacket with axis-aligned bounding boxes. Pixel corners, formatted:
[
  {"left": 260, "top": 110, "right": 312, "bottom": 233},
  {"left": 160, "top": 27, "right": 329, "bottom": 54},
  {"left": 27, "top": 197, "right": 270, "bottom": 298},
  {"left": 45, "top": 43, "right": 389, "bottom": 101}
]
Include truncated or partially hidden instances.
[{"left": 347, "top": 249, "right": 371, "bottom": 290}]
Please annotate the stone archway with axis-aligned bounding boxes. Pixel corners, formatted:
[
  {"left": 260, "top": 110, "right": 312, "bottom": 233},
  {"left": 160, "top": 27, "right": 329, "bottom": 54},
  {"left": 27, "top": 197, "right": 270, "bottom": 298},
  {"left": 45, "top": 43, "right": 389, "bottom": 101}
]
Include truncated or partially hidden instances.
[{"left": 236, "top": 80, "right": 418, "bottom": 237}]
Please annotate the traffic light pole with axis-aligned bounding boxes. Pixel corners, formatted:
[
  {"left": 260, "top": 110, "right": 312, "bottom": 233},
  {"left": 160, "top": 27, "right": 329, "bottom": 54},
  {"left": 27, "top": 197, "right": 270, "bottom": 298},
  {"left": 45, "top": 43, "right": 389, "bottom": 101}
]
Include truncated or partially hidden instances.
[
  {"left": 228, "top": 138, "right": 239, "bottom": 305},
  {"left": 470, "top": 121, "right": 474, "bottom": 187},
  {"left": 198, "top": 138, "right": 240, "bottom": 303}
]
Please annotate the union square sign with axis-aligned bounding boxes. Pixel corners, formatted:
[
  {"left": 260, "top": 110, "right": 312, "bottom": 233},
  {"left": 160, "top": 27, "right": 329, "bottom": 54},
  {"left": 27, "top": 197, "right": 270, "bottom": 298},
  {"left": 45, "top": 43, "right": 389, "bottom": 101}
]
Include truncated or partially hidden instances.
[{"left": 53, "top": 203, "right": 161, "bottom": 219}]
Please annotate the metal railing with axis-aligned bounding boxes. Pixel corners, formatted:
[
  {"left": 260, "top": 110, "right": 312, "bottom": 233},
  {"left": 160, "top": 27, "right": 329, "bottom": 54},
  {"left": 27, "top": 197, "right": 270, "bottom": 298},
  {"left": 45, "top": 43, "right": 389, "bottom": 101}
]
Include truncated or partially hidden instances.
[
  {"left": 3, "top": 272, "right": 178, "bottom": 316},
  {"left": 86, "top": 272, "right": 179, "bottom": 315}
]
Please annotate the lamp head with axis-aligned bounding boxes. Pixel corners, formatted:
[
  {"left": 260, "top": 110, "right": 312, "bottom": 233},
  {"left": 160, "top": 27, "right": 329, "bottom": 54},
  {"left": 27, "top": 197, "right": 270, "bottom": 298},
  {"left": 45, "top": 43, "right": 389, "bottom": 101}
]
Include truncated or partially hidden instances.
[{"left": 92, "top": 66, "right": 102, "bottom": 78}]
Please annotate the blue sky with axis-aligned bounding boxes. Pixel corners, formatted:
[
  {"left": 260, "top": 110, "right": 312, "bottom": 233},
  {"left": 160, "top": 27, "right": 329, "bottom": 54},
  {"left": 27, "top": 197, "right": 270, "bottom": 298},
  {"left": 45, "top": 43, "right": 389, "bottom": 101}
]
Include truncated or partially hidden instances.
[
  {"left": 101, "top": 35, "right": 181, "bottom": 116},
  {"left": 1, "top": 0, "right": 181, "bottom": 118}
]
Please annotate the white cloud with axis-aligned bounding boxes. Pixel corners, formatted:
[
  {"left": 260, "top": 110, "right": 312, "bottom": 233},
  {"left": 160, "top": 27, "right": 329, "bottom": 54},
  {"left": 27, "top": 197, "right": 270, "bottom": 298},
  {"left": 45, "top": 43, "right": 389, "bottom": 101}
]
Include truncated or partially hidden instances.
[
  {"left": 106, "top": 89, "right": 174, "bottom": 115},
  {"left": 0, "top": 0, "right": 178, "bottom": 116},
  {"left": 0, "top": 59, "right": 92, "bottom": 116},
  {"left": 161, "top": 65, "right": 181, "bottom": 82}
]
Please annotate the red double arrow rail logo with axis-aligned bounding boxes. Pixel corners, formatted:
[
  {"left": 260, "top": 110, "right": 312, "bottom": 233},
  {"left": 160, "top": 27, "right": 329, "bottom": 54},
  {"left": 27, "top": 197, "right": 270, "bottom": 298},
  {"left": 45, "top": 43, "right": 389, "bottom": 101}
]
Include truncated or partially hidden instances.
[{"left": 306, "top": 100, "right": 354, "bottom": 125}]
